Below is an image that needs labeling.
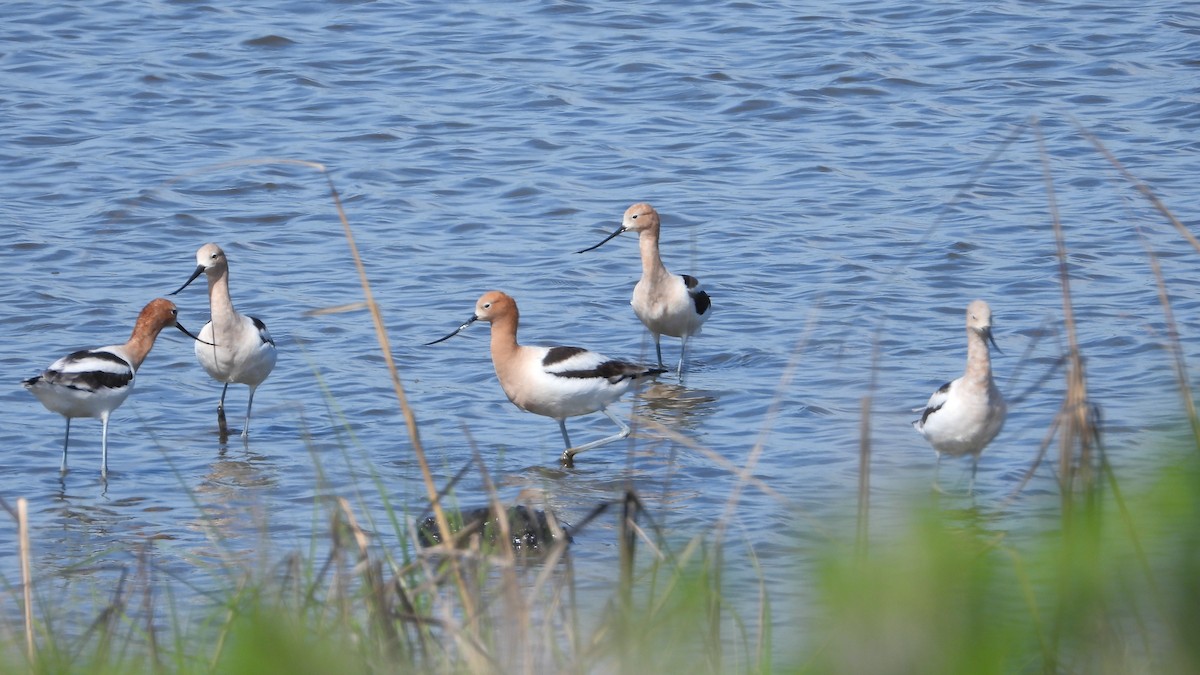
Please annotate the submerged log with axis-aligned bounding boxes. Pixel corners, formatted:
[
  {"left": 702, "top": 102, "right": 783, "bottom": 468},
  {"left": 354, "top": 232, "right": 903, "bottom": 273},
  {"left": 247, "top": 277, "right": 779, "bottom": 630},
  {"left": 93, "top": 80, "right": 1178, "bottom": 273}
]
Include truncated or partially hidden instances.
[{"left": 416, "top": 505, "right": 571, "bottom": 552}]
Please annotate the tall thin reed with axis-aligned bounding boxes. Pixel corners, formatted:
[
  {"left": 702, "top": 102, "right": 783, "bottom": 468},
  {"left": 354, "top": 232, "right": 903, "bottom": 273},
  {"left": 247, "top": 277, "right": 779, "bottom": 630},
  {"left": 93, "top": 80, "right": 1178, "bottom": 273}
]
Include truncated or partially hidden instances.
[
  {"left": 1076, "top": 119, "right": 1200, "bottom": 447},
  {"left": 617, "top": 491, "right": 638, "bottom": 674},
  {"left": 178, "top": 160, "right": 470, "bottom": 606},
  {"left": 1071, "top": 117, "right": 1200, "bottom": 256},
  {"left": 1137, "top": 228, "right": 1200, "bottom": 446},
  {"left": 18, "top": 498, "right": 34, "bottom": 667},
  {"left": 1036, "top": 120, "right": 1098, "bottom": 502}
]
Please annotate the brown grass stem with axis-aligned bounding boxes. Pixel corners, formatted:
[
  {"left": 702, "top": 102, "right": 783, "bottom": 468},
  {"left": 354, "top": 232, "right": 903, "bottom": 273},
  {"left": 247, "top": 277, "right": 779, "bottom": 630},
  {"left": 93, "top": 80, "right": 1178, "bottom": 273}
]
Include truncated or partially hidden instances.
[
  {"left": 1070, "top": 118, "right": 1200, "bottom": 256},
  {"left": 1135, "top": 225, "right": 1200, "bottom": 447},
  {"left": 618, "top": 491, "right": 639, "bottom": 674},
  {"left": 161, "top": 159, "right": 470, "bottom": 615},
  {"left": 304, "top": 167, "right": 477, "bottom": 623},
  {"left": 637, "top": 417, "right": 788, "bottom": 504},
  {"left": 1036, "top": 118, "right": 1096, "bottom": 500},
  {"left": 469, "top": 444, "right": 531, "bottom": 674}
]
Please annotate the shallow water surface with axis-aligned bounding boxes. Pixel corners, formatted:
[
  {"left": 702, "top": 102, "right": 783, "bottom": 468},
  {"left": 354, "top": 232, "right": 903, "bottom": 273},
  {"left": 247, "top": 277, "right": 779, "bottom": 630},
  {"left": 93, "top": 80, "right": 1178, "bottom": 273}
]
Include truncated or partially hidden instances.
[{"left": 2, "top": 0, "right": 1199, "bottom": 658}]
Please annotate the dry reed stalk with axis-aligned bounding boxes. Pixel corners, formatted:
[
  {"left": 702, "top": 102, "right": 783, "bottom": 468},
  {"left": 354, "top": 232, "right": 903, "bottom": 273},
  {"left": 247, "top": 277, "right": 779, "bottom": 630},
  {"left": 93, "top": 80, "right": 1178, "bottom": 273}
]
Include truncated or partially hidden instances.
[
  {"left": 333, "top": 497, "right": 403, "bottom": 661},
  {"left": 1138, "top": 228, "right": 1200, "bottom": 444},
  {"left": 1070, "top": 118, "right": 1200, "bottom": 256},
  {"left": 680, "top": 304, "right": 814, "bottom": 667},
  {"left": 1067, "top": 123, "right": 1193, "bottom": 646},
  {"left": 1036, "top": 120, "right": 1097, "bottom": 501},
  {"left": 469, "top": 444, "right": 531, "bottom": 674},
  {"left": 617, "top": 491, "right": 639, "bottom": 674},
  {"left": 315, "top": 176, "right": 460, "bottom": 558},
  {"left": 18, "top": 498, "right": 34, "bottom": 666},
  {"left": 638, "top": 417, "right": 788, "bottom": 504},
  {"left": 183, "top": 159, "right": 474, "bottom": 613},
  {"left": 1077, "top": 116, "right": 1200, "bottom": 446},
  {"left": 526, "top": 503, "right": 594, "bottom": 669},
  {"left": 1037, "top": 118, "right": 1112, "bottom": 670}
]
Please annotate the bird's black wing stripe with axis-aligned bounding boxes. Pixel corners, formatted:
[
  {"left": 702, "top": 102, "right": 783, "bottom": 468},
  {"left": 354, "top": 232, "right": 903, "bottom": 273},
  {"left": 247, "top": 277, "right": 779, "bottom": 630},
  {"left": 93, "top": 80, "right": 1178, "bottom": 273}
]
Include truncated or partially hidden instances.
[
  {"left": 251, "top": 316, "right": 275, "bottom": 345},
  {"left": 556, "top": 360, "right": 664, "bottom": 384},
  {"left": 67, "top": 369, "right": 133, "bottom": 391},
  {"left": 682, "top": 276, "right": 712, "bottom": 315},
  {"left": 919, "top": 381, "right": 952, "bottom": 425},
  {"left": 70, "top": 350, "right": 128, "bottom": 366},
  {"left": 543, "top": 346, "right": 587, "bottom": 367}
]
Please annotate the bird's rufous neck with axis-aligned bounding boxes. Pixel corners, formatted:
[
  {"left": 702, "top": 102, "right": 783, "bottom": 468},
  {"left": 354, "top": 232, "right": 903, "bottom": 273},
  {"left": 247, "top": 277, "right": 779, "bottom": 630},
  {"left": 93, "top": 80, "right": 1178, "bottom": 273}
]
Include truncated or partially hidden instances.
[
  {"left": 488, "top": 311, "right": 521, "bottom": 365},
  {"left": 124, "top": 321, "right": 166, "bottom": 370}
]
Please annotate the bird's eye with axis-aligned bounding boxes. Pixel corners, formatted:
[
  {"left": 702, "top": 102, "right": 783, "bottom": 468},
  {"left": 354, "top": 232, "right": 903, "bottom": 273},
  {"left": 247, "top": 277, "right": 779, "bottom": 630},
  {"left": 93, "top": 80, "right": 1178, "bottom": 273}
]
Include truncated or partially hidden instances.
[
  {"left": 483, "top": 302, "right": 491, "bottom": 309},
  {"left": 632, "top": 214, "right": 638, "bottom": 219}
]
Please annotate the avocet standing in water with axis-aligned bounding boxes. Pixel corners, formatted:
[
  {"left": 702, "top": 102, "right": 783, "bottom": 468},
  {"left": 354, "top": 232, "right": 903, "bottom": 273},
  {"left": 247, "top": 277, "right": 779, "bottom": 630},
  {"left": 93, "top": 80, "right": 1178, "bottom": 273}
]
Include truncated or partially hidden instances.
[
  {"left": 24, "top": 298, "right": 206, "bottom": 478},
  {"left": 577, "top": 203, "right": 711, "bottom": 379},
  {"left": 913, "top": 299, "right": 1006, "bottom": 492},
  {"left": 426, "top": 291, "right": 665, "bottom": 465},
  {"left": 172, "top": 243, "right": 276, "bottom": 439}
]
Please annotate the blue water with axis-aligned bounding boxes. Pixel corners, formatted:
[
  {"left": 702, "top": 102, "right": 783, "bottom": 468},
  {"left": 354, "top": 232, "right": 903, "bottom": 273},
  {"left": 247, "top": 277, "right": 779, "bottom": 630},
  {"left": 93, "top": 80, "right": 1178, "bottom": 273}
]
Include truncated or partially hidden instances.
[{"left": 3, "top": 0, "right": 1200, "bottom": 661}]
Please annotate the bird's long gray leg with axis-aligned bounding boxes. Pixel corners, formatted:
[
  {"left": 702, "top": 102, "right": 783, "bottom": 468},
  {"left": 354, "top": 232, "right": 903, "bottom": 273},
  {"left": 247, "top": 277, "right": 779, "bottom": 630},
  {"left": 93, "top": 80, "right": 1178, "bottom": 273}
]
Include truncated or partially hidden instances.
[
  {"left": 563, "top": 408, "right": 632, "bottom": 464},
  {"left": 60, "top": 418, "right": 71, "bottom": 474},
  {"left": 217, "top": 383, "right": 230, "bottom": 438},
  {"left": 100, "top": 412, "right": 110, "bottom": 479},
  {"left": 242, "top": 384, "right": 258, "bottom": 439}
]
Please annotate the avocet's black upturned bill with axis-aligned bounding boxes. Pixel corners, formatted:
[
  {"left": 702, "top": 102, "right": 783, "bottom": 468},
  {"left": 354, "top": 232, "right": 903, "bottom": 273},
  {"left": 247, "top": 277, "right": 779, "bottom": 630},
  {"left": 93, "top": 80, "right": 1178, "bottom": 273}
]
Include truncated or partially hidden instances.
[
  {"left": 172, "top": 243, "right": 276, "bottom": 439},
  {"left": 577, "top": 202, "right": 711, "bottom": 379},
  {"left": 426, "top": 291, "right": 665, "bottom": 465},
  {"left": 24, "top": 298, "right": 207, "bottom": 478},
  {"left": 913, "top": 299, "right": 1006, "bottom": 493}
]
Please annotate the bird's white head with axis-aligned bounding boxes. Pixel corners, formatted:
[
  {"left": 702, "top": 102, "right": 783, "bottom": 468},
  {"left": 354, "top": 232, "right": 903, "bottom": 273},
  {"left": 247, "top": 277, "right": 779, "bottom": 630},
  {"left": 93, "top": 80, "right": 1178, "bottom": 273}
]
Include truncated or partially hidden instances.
[
  {"left": 966, "top": 299, "right": 998, "bottom": 350},
  {"left": 171, "top": 243, "right": 230, "bottom": 296},
  {"left": 195, "top": 243, "right": 229, "bottom": 273}
]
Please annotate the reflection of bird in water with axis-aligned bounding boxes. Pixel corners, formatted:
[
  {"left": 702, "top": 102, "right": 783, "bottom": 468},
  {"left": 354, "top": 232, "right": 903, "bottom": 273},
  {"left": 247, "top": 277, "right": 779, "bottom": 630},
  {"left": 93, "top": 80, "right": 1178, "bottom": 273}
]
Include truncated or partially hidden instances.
[
  {"left": 199, "top": 451, "right": 274, "bottom": 492},
  {"left": 635, "top": 382, "right": 718, "bottom": 431},
  {"left": 189, "top": 449, "right": 275, "bottom": 540}
]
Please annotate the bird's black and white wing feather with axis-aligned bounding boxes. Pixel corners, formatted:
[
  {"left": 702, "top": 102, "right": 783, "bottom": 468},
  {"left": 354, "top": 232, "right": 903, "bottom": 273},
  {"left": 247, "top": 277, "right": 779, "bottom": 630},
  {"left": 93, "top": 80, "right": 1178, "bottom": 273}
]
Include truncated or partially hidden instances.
[
  {"left": 29, "top": 348, "right": 134, "bottom": 393},
  {"left": 682, "top": 274, "right": 712, "bottom": 317},
  {"left": 913, "top": 380, "right": 953, "bottom": 430},
  {"left": 543, "top": 346, "right": 664, "bottom": 383}
]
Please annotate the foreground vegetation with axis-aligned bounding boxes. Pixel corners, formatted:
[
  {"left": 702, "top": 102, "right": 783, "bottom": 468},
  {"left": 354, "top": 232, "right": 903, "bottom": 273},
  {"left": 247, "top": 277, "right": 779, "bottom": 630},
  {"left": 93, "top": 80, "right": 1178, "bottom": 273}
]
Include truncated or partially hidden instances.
[
  {"left": 5, "top": 124, "right": 1200, "bottom": 673},
  {"left": 4, "top": 445, "right": 1198, "bottom": 674}
]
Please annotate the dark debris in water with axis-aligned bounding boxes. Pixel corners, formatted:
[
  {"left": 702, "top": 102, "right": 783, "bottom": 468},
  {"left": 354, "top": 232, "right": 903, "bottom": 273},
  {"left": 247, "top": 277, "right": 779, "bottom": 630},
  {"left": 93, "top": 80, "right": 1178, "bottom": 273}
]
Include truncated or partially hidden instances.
[{"left": 417, "top": 505, "right": 571, "bottom": 553}]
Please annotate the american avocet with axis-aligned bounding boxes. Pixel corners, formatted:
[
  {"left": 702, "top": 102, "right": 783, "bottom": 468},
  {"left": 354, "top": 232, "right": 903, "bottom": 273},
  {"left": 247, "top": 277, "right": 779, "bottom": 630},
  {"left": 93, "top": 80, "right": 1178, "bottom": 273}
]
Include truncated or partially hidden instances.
[
  {"left": 171, "top": 243, "right": 277, "bottom": 439},
  {"left": 23, "top": 298, "right": 206, "bottom": 478},
  {"left": 426, "top": 291, "right": 666, "bottom": 465},
  {"left": 577, "top": 202, "right": 711, "bottom": 379},
  {"left": 913, "top": 299, "right": 1006, "bottom": 492}
]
